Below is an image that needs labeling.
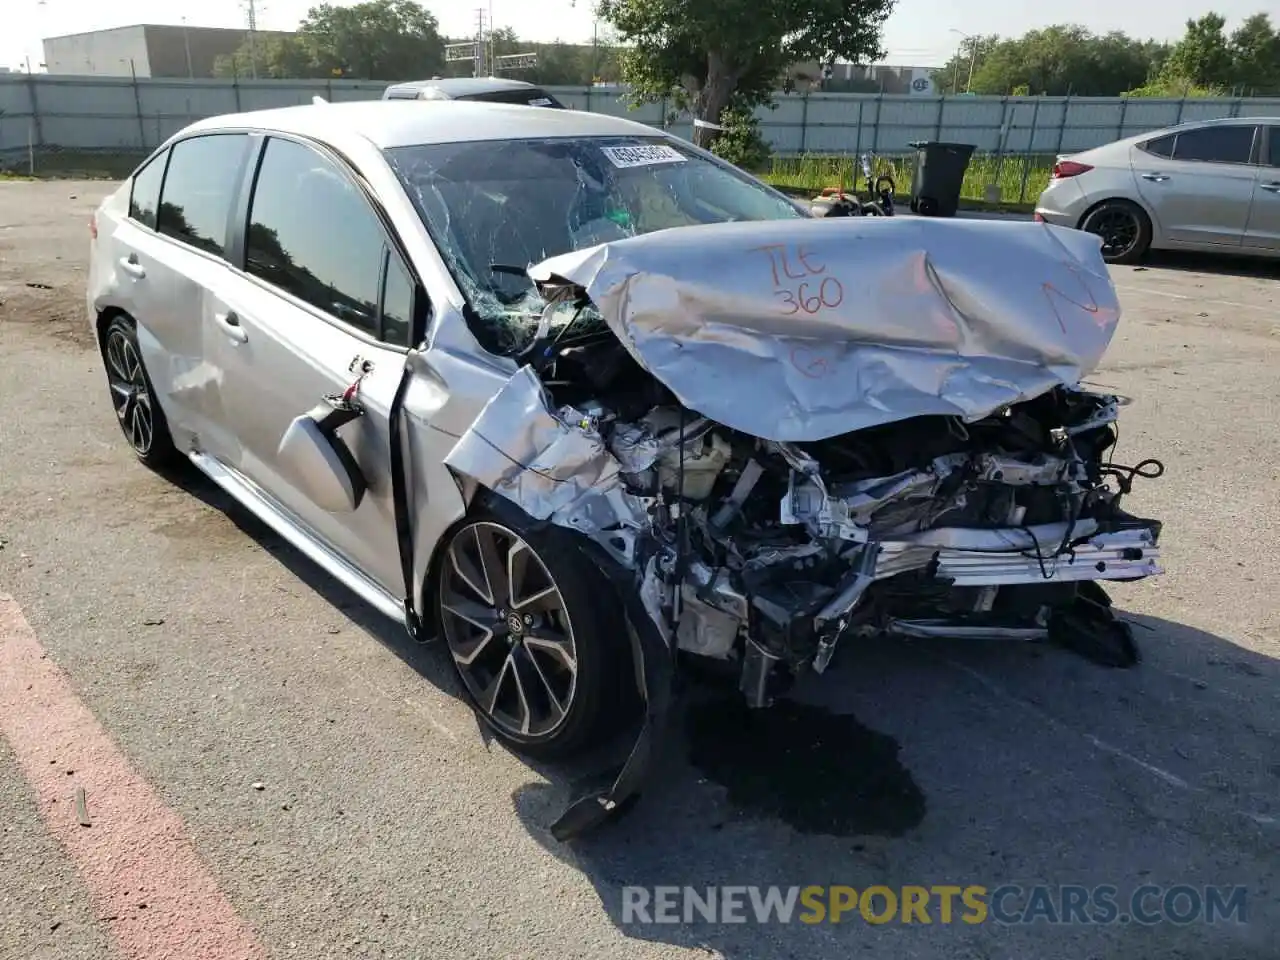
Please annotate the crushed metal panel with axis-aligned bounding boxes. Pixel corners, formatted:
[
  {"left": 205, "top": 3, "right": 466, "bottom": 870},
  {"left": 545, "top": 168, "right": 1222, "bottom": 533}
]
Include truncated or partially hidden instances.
[
  {"left": 530, "top": 217, "right": 1122, "bottom": 442},
  {"left": 442, "top": 364, "right": 620, "bottom": 520}
]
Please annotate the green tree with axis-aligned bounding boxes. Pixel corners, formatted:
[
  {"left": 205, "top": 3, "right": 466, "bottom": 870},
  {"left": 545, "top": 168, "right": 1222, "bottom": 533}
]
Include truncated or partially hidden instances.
[
  {"left": 935, "top": 26, "right": 1165, "bottom": 96},
  {"left": 593, "top": 0, "right": 895, "bottom": 148},
  {"left": 214, "top": 34, "right": 315, "bottom": 79},
  {"left": 1143, "top": 11, "right": 1280, "bottom": 96},
  {"left": 529, "top": 42, "right": 592, "bottom": 85},
  {"left": 1157, "top": 13, "right": 1234, "bottom": 91},
  {"left": 214, "top": 0, "right": 444, "bottom": 80},
  {"left": 300, "top": 0, "right": 444, "bottom": 79},
  {"left": 1227, "top": 12, "right": 1280, "bottom": 93}
]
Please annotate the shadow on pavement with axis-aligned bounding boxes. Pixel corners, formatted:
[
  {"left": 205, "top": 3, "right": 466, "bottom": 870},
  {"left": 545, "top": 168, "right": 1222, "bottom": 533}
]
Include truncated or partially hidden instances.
[
  {"left": 509, "top": 613, "right": 1279, "bottom": 960},
  {"left": 1136, "top": 249, "right": 1279, "bottom": 280},
  {"left": 156, "top": 458, "right": 477, "bottom": 716},
  {"left": 160, "top": 460, "right": 1278, "bottom": 959}
]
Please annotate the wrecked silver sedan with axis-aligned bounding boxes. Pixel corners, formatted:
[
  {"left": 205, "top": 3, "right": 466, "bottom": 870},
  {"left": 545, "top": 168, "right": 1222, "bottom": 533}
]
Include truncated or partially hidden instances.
[{"left": 88, "top": 100, "right": 1164, "bottom": 839}]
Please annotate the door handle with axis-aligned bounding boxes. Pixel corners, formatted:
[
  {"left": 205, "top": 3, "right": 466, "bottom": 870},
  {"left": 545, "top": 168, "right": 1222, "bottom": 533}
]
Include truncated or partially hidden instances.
[
  {"left": 215, "top": 310, "right": 248, "bottom": 344},
  {"left": 1141, "top": 173, "right": 1171, "bottom": 182},
  {"left": 118, "top": 253, "right": 145, "bottom": 278},
  {"left": 1261, "top": 181, "right": 1280, "bottom": 194}
]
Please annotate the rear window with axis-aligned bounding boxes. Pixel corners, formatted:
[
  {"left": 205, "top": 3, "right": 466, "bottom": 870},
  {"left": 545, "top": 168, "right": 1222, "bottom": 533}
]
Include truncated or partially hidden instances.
[
  {"left": 458, "top": 88, "right": 564, "bottom": 108},
  {"left": 1140, "top": 135, "right": 1174, "bottom": 158},
  {"left": 128, "top": 150, "right": 168, "bottom": 230}
]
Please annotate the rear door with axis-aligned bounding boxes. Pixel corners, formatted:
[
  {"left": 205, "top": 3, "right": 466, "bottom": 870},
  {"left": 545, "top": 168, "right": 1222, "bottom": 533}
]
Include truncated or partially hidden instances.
[
  {"left": 1132, "top": 124, "right": 1259, "bottom": 246},
  {"left": 105, "top": 133, "right": 252, "bottom": 455},
  {"left": 204, "top": 134, "right": 417, "bottom": 594},
  {"left": 1243, "top": 124, "right": 1280, "bottom": 251}
]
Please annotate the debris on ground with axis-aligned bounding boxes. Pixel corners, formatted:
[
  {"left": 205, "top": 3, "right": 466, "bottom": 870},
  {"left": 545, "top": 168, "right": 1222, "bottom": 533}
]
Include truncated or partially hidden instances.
[{"left": 75, "top": 787, "right": 91, "bottom": 827}]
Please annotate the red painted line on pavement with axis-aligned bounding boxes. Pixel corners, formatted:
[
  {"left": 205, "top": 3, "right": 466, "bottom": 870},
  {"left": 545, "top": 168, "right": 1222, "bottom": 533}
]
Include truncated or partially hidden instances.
[{"left": 0, "top": 595, "right": 266, "bottom": 960}]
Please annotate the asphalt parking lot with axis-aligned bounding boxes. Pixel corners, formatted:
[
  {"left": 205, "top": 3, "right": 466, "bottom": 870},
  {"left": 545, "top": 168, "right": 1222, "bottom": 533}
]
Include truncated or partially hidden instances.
[{"left": 1, "top": 179, "right": 1278, "bottom": 960}]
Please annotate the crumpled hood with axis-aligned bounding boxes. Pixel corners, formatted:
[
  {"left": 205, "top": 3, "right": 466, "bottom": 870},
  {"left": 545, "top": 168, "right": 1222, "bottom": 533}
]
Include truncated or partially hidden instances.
[{"left": 529, "top": 217, "right": 1121, "bottom": 442}]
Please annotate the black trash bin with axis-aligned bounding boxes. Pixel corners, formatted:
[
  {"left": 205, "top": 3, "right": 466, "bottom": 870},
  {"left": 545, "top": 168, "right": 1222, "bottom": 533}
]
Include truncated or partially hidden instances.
[{"left": 908, "top": 141, "right": 975, "bottom": 217}]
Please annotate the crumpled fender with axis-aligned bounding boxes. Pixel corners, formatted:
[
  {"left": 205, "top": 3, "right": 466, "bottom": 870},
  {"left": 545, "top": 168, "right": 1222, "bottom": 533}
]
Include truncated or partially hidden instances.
[{"left": 549, "top": 540, "right": 676, "bottom": 842}]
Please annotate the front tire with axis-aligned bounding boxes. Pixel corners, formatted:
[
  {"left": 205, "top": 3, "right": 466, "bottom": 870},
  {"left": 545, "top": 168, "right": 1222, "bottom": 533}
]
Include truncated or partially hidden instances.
[
  {"left": 1079, "top": 199, "right": 1152, "bottom": 265},
  {"left": 101, "top": 314, "right": 178, "bottom": 468},
  {"left": 435, "top": 513, "right": 635, "bottom": 759}
]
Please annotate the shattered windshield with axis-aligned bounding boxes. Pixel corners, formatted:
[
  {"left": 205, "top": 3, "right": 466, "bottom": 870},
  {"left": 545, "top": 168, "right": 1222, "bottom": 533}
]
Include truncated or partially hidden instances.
[{"left": 384, "top": 136, "right": 805, "bottom": 354}]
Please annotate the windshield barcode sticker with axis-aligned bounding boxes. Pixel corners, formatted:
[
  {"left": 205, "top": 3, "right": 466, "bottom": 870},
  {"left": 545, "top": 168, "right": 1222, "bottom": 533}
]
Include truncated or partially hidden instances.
[{"left": 601, "top": 144, "right": 688, "bottom": 168}]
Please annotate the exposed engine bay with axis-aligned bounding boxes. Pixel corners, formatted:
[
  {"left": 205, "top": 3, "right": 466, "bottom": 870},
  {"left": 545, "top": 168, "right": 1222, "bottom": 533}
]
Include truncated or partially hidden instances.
[
  {"left": 445, "top": 297, "right": 1164, "bottom": 707},
  {"left": 429, "top": 215, "right": 1167, "bottom": 837}
]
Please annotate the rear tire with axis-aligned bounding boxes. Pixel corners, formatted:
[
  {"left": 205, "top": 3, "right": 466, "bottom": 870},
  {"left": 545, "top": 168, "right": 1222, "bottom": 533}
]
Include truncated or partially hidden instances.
[
  {"left": 1079, "top": 199, "right": 1152, "bottom": 265},
  {"left": 101, "top": 314, "right": 179, "bottom": 469},
  {"left": 434, "top": 509, "right": 637, "bottom": 760}
]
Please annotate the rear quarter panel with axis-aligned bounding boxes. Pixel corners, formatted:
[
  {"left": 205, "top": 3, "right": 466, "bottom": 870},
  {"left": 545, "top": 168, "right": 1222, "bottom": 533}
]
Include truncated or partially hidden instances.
[{"left": 87, "top": 184, "right": 131, "bottom": 347}]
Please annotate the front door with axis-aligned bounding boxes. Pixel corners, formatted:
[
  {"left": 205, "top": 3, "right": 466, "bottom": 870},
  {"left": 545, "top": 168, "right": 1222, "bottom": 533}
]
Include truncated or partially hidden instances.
[
  {"left": 1244, "top": 125, "right": 1280, "bottom": 252},
  {"left": 205, "top": 135, "right": 417, "bottom": 595}
]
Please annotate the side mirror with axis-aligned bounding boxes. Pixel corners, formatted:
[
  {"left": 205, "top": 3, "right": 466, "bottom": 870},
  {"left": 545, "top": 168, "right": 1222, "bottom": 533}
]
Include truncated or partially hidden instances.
[{"left": 276, "top": 401, "right": 367, "bottom": 513}]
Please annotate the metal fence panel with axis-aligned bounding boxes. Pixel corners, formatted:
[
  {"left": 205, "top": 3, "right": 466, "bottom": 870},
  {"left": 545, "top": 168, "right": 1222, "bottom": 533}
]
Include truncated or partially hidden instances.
[{"left": 3, "top": 74, "right": 1280, "bottom": 163}]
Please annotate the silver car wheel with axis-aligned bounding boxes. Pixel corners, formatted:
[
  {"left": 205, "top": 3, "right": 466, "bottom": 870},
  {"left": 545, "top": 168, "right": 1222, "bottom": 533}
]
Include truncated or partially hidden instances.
[
  {"left": 439, "top": 521, "right": 579, "bottom": 741},
  {"left": 104, "top": 328, "right": 154, "bottom": 456}
]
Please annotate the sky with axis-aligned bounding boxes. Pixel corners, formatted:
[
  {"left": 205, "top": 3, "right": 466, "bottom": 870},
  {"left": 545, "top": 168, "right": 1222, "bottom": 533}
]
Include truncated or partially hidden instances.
[{"left": 4, "top": 0, "right": 1271, "bottom": 74}]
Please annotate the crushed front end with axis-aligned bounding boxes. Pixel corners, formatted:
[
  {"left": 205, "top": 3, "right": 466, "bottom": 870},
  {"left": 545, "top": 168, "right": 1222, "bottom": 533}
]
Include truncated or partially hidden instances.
[
  {"left": 614, "top": 385, "right": 1163, "bottom": 705},
  {"left": 441, "top": 216, "right": 1166, "bottom": 834},
  {"left": 450, "top": 370, "right": 1162, "bottom": 710}
]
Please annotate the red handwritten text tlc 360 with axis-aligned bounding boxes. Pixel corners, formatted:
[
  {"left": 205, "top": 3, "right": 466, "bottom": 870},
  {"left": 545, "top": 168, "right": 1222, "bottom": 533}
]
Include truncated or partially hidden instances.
[{"left": 749, "top": 243, "right": 844, "bottom": 317}]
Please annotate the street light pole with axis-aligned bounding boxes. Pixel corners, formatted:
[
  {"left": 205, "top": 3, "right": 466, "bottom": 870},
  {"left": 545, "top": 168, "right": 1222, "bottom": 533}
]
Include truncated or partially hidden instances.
[
  {"left": 182, "top": 17, "right": 194, "bottom": 79},
  {"left": 949, "top": 28, "right": 977, "bottom": 93}
]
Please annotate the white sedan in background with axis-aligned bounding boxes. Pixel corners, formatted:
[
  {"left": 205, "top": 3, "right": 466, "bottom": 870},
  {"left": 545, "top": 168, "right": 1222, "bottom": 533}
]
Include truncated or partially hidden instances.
[{"left": 1035, "top": 116, "right": 1280, "bottom": 264}]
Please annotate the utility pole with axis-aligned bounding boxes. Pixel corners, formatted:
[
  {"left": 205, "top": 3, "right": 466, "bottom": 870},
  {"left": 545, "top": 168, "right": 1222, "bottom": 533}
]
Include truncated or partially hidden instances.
[
  {"left": 181, "top": 16, "right": 194, "bottom": 79},
  {"left": 243, "top": 0, "right": 261, "bottom": 79},
  {"left": 445, "top": 8, "right": 537, "bottom": 78},
  {"left": 949, "top": 28, "right": 977, "bottom": 94},
  {"left": 474, "top": 7, "right": 487, "bottom": 77}
]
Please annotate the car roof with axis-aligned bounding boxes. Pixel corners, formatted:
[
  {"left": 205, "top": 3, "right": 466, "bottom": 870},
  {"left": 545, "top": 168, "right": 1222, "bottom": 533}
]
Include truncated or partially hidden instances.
[
  {"left": 1141, "top": 116, "right": 1280, "bottom": 139},
  {"left": 386, "top": 76, "right": 545, "bottom": 97},
  {"left": 1172, "top": 115, "right": 1280, "bottom": 125},
  {"left": 1072, "top": 115, "right": 1280, "bottom": 158},
  {"left": 180, "top": 99, "right": 665, "bottom": 149}
]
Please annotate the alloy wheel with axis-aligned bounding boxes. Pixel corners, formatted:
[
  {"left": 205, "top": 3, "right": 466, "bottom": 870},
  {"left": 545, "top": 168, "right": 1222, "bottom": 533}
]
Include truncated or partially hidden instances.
[
  {"left": 1089, "top": 209, "right": 1139, "bottom": 260},
  {"left": 104, "top": 329, "right": 155, "bottom": 456},
  {"left": 439, "top": 522, "right": 579, "bottom": 740}
]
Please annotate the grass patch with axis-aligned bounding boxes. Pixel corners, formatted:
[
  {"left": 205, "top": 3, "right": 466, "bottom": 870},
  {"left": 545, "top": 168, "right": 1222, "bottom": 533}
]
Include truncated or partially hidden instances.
[
  {"left": 764, "top": 153, "right": 1055, "bottom": 213},
  {"left": 0, "top": 149, "right": 148, "bottom": 181}
]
